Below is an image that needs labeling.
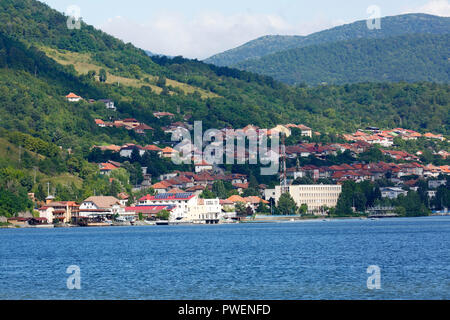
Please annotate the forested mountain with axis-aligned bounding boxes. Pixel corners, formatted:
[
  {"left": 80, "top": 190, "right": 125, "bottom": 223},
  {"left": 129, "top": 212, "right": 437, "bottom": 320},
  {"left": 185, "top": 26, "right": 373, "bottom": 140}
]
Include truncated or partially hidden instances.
[
  {"left": 235, "top": 34, "right": 450, "bottom": 85},
  {"left": 205, "top": 14, "right": 450, "bottom": 67}
]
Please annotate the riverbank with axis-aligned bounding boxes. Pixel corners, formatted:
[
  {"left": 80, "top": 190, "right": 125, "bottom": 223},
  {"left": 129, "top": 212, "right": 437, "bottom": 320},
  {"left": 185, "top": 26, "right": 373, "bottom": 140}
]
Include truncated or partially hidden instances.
[{"left": 0, "top": 214, "right": 415, "bottom": 229}]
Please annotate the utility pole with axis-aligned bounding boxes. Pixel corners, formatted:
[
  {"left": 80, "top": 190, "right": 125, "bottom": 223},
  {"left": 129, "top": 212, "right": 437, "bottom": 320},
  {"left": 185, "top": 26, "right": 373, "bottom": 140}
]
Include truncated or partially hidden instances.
[
  {"left": 33, "top": 166, "right": 37, "bottom": 184},
  {"left": 280, "top": 133, "right": 288, "bottom": 194}
]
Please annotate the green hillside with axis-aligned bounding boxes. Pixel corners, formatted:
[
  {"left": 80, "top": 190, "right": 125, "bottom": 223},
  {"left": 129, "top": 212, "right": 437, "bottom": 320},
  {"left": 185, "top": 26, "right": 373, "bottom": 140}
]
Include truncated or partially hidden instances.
[
  {"left": 235, "top": 34, "right": 450, "bottom": 85},
  {"left": 205, "top": 14, "right": 450, "bottom": 67}
]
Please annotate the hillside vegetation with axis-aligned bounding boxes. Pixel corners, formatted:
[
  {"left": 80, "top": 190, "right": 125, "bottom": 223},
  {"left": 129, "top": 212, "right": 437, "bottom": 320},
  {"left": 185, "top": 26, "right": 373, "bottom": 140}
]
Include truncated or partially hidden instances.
[
  {"left": 235, "top": 34, "right": 450, "bottom": 85},
  {"left": 206, "top": 14, "right": 450, "bottom": 66}
]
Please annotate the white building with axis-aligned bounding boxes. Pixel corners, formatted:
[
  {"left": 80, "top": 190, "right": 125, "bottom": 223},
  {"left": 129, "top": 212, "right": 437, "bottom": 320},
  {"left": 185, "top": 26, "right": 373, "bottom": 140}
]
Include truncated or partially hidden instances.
[
  {"left": 99, "top": 99, "right": 116, "bottom": 110},
  {"left": 78, "top": 196, "right": 125, "bottom": 218},
  {"left": 138, "top": 193, "right": 221, "bottom": 223},
  {"left": 65, "top": 92, "right": 82, "bottom": 102},
  {"left": 265, "top": 184, "right": 342, "bottom": 215},
  {"left": 194, "top": 161, "right": 213, "bottom": 173},
  {"left": 187, "top": 198, "right": 222, "bottom": 223},
  {"left": 380, "top": 187, "right": 408, "bottom": 199}
]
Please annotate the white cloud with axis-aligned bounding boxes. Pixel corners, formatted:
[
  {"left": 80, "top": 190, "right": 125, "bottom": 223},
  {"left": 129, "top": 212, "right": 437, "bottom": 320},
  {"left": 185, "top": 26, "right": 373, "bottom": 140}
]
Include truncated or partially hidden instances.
[
  {"left": 404, "top": 0, "right": 450, "bottom": 16},
  {"left": 98, "top": 11, "right": 341, "bottom": 60}
]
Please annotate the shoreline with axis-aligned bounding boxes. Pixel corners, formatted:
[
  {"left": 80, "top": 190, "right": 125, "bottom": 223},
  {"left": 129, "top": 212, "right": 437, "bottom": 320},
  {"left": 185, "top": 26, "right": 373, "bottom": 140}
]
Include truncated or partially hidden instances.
[{"left": 1, "top": 215, "right": 447, "bottom": 229}]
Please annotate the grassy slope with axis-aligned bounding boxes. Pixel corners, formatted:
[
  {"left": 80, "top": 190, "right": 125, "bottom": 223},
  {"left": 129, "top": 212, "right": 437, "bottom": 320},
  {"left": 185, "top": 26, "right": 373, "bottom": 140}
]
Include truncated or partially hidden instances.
[{"left": 40, "top": 47, "right": 219, "bottom": 98}]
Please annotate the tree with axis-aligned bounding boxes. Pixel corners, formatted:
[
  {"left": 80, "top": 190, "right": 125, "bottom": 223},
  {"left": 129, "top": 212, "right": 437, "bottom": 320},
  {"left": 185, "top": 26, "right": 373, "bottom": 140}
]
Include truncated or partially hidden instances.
[
  {"left": 293, "top": 176, "right": 314, "bottom": 185},
  {"left": 299, "top": 204, "right": 308, "bottom": 215},
  {"left": 156, "top": 75, "right": 166, "bottom": 88},
  {"left": 235, "top": 202, "right": 247, "bottom": 217},
  {"left": 36, "top": 183, "right": 46, "bottom": 202},
  {"left": 212, "top": 180, "right": 228, "bottom": 199},
  {"left": 99, "top": 68, "right": 107, "bottom": 82},
  {"left": 156, "top": 209, "right": 170, "bottom": 221},
  {"left": 433, "top": 186, "right": 450, "bottom": 210},
  {"left": 396, "top": 191, "right": 430, "bottom": 217},
  {"left": 277, "top": 193, "right": 298, "bottom": 215},
  {"left": 256, "top": 200, "right": 270, "bottom": 214},
  {"left": 200, "top": 187, "right": 215, "bottom": 199},
  {"left": 87, "top": 70, "right": 96, "bottom": 80}
]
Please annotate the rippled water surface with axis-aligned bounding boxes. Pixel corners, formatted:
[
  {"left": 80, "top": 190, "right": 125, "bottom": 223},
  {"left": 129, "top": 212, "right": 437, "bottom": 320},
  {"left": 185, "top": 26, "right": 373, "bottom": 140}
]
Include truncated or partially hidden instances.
[{"left": 0, "top": 217, "right": 449, "bottom": 299}]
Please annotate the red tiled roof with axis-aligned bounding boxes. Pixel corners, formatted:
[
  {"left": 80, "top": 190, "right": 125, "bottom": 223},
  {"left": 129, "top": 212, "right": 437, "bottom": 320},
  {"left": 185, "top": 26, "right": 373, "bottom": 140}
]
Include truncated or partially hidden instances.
[{"left": 66, "top": 92, "right": 81, "bottom": 98}]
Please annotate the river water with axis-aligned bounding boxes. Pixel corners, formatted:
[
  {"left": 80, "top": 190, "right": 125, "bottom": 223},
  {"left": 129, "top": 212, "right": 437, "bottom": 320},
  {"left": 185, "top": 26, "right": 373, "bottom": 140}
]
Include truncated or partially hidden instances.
[{"left": 0, "top": 216, "right": 449, "bottom": 299}]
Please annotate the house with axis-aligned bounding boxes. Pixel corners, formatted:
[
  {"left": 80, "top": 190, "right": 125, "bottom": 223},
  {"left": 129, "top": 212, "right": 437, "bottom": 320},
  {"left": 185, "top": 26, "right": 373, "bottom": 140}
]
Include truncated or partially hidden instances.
[
  {"left": 428, "top": 180, "right": 447, "bottom": 189},
  {"left": 382, "top": 150, "right": 419, "bottom": 162},
  {"left": 285, "top": 124, "right": 313, "bottom": 138},
  {"left": 151, "top": 181, "right": 173, "bottom": 194},
  {"left": 161, "top": 147, "right": 178, "bottom": 158},
  {"left": 226, "top": 195, "right": 269, "bottom": 211},
  {"left": 95, "top": 119, "right": 106, "bottom": 127},
  {"left": 194, "top": 160, "right": 213, "bottom": 173},
  {"left": 133, "top": 123, "right": 154, "bottom": 135},
  {"left": 244, "top": 196, "right": 269, "bottom": 211},
  {"left": 153, "top": 112, "right": 175, "bottom": 119},
  {"left": 99, "top": 162, "right": 120, "bottom": 175},
  {"left": 117, "top": 193, "right": 130, "bottom": 206},
  {"left": 66, "top": 92, "right": 82, "bottom": 102},
  {"left": 99, "top": 99, "right": 116, "bottom": 110},
  {"left": 93, "top": 144, "right": 121, "bottom": 153},
  {"left": 398, "top": 163, "right": 424, "bottom": 177},
  {"left": 380, "top": 187, "right": 408, "bottom": 199},
  {"left": 270, "top": 125, "right": 292, "bottom": 137},
  {"left": 122, "top": 118, "right": 141, "bottom": 129},
  {"left": 120, "top": 144, "right": 145, "bottom": 158},
  {"left": 424, "top": 133, "right": 446, "bottom": 141},
  {"left": 77, "top": 196, "right": 124, "bottom": 220},
  {"left": 186, "top": 185, "right": 208, "bottom": 196},
  {"left": 38, "top": 201, "right": 79, "bottom": 224},
  {"left": 232, "top": 183, "right": 249, "bottom": 194}
]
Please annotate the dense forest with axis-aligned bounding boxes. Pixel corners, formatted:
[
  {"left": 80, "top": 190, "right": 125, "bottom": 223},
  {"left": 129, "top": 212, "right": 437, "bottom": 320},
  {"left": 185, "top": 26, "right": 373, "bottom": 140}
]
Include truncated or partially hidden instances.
[
  {"left": 206, "top": 13, "right": 450, "bottom": 66},
  {"left": 235, "top": 34, "right": 450, "bottom": 85}
]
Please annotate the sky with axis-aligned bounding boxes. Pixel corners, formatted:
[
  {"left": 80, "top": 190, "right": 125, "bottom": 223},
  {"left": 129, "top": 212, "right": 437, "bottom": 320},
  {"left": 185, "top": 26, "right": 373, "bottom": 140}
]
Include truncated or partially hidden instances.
[{"left": 41, "top": 0, "right": 450, "bottom": 59}]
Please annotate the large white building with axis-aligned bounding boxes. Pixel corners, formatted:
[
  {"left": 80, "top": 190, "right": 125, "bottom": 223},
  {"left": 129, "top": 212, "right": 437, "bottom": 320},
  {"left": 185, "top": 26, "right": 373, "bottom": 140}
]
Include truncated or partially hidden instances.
[
  {"left": 138, "top": 193, "right": 221, "bottom": 223},
  {"left": 265, "top": 184, "right": 342, "bottom": 215}
]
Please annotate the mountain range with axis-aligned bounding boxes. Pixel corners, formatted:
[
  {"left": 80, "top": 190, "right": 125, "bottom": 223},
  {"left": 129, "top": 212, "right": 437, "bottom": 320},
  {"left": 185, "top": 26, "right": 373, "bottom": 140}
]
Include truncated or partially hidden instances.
[{"left": 205, "top": 14, "right": 450, "bottom": 85}]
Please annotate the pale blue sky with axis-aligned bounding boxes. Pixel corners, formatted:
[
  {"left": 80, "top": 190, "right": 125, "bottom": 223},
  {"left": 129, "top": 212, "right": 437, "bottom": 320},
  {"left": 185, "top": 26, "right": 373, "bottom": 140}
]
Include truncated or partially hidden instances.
[{"left": 41, "top": 0, "right": 449, "bottom": 58}]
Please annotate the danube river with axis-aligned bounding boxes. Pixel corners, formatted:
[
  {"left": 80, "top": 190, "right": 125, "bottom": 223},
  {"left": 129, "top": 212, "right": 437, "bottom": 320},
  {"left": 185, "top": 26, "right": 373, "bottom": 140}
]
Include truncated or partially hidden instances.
[{"left": 0, "top": 217, "right": 449, "bottom": 300}]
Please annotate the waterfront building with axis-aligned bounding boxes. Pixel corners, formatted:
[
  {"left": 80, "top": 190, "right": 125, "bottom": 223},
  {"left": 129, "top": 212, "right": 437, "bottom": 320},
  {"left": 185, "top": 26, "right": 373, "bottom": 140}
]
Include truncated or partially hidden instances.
[
  {"left": 38, "top": 201, "right": 79, "bottom": 224},
  {"left": 265, "top": 185, "right": 342, "bottom": 215},
  {"left": 77, "top": 196, "right": 125, "bottom": 221},
  {"left": 137, "top": 193, "right": 221, "bottom": 223}
]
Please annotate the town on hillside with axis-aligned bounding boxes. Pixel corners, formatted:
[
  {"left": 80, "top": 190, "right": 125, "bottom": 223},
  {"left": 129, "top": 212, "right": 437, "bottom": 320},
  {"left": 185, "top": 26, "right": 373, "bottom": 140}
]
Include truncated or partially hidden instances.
[{"left": 4, "top": 102, "right": 450, "bottom": 227}]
